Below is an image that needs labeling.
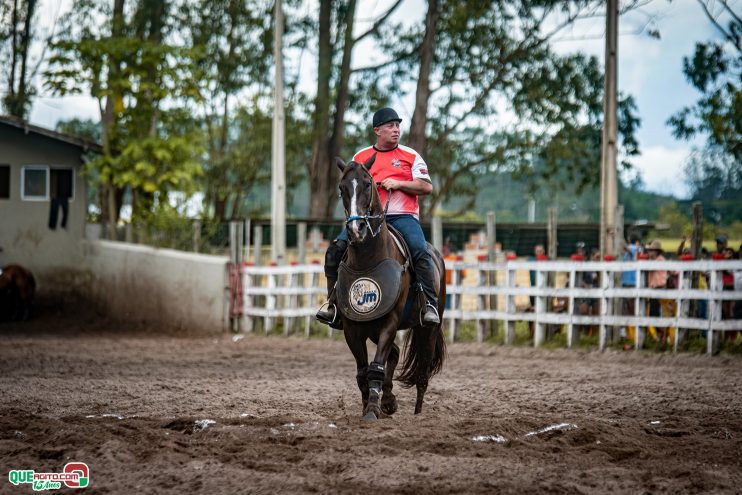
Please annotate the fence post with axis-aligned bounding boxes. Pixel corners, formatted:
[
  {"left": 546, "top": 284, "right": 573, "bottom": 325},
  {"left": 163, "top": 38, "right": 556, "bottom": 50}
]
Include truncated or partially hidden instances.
[
  {"left": 674, "top": 268, "right": 689, "bottom": 353},
  {"left": 265, "top": 262, "right": 277, "bottom": 334},
  {"left": 486, "top": 211, "right": 497, "bottom": 336},
  {"left": 635, "top": 263, "right": 646, "bottom": 350},
  {"left": 432, "top": 215, "right": 443, "bottom": 252},
  {"left": 306, "top": 262, "right": 320, "bottom": 338},
  {"left": 284, "top": 262, "right": 299, "bottom": 336},
  {"left": 243, "top": 264, "right": 254, "bottom": 333},
  {"left": 505, "top": 264, "right": 516, "bottom": 345},
  {"left": 567, "top": 269, "right": 576, "bottom": 347},
  {"left": 229, "top": 221, "right": 244, "bottom": 333},
  {"left": 297, "top": 222, "right": 307, "bottom": 264},
  {"left": 448, "top": 257, "right": 462, "bottom": 343},
  {"left": 707, "top": 267, "right": 721, "bottom": 355},
  {"left": 534, "top": 268, "right": 546, "bottom": 347},
  {"left": 476, "top": 255, "right": 487, "bottom": 343},
  {"left": 599, "top": 259, "right": 614, "bottom": 351},
  {"left": 547, "top": 208, "right": 557, "bottom": 261}
]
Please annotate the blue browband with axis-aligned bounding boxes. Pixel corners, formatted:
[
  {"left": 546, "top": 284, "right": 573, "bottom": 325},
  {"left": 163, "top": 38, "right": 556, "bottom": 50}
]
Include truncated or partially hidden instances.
[{"left": 345, "top": 190, "right": 393, "bottom": 239}]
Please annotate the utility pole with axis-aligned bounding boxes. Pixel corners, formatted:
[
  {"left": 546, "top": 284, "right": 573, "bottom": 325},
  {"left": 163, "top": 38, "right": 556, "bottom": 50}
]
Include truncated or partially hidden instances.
[
  {"left": 271, "top": 0, "right": 286, "bottom": 264},
  {"left": 600, "top": 0, "right": 619, "bottom": 258}
]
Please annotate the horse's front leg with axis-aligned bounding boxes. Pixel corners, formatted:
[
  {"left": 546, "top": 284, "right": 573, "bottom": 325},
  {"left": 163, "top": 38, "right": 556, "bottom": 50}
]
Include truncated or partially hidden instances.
[
  {"left": 343, "top": 325, "right": 369, "bottom": 413},
  {"left": 365, "top": 323, "right": 397, "bottom": 421}
]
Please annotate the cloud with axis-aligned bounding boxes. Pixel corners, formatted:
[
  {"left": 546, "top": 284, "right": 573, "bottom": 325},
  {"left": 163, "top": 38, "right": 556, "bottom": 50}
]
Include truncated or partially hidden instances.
[
  {"left": 632, "top": 145, "right": 691, "bottom": 199},
  {"left": 30, "top": 95, "right": 100, "bottom": 129}
]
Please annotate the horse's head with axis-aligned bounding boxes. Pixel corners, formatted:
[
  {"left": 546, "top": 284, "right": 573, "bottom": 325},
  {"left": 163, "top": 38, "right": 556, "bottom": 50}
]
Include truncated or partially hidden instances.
[{"left": 336, "top": 153, "right": 380, "bottom": 244}]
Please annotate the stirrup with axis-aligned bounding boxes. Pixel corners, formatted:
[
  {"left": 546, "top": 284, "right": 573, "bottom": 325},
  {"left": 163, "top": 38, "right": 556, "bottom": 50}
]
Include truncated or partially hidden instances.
[
  {"left": 422, "top": 303, "right": 440, "bottom": 326},
  {"left": 316, "top": 301, "right": 339, "bottom": 326}
]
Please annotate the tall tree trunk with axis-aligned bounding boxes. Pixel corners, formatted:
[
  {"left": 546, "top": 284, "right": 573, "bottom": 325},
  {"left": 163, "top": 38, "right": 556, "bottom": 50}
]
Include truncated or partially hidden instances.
[
  {"left": 16, "top": 0, "right": 36, "bottom": 118},
  {"left": 102, "top": 0, "right": 125, "bottom": 239},
  {"left": 308, "top": 0, "right": 333, "bottom": 219},
  {"left": 408, "top": 0, "right": 438, "bottom": 157},
  {"left": 409, "top": 0, "right": 439, "bottom": 218},
  {"left": 8, "top": 0, "right": 19, "bottom": 104},
  {"left": 329, "top": 0, "right": 356, "bottom": 162}
]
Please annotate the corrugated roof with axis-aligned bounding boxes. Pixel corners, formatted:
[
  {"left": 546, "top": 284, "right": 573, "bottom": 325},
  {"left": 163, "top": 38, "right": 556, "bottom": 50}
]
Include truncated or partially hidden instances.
[{"left": 0, "top": 115, "right": 102, "bottom": 153}]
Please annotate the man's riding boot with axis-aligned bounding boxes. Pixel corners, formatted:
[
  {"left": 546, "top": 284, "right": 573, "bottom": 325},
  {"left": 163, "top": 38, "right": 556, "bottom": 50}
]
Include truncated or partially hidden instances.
[
  {"left": 416, "top": 258, "right": 440, "bottom": 326},
  {"left": 316, "top": 239, "right": 348, "bottom": 329},
  {"left": 315, "top": 276, "right": 340, "bottom": 327}
]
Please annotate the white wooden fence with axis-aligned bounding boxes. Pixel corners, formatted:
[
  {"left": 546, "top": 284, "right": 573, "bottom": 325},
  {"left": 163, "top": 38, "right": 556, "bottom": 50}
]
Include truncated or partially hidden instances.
[{"left": 237, "top": 259, "right": 742, "bottom": 354}]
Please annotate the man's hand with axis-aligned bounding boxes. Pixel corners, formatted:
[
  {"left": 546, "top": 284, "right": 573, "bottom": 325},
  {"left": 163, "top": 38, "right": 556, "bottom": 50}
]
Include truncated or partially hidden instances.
[
  {"left": 380, "top": 178, "right": 400, "bottom": 190},
  {"left": 379, "top": 177, "right": 432, "bottom": 196}
]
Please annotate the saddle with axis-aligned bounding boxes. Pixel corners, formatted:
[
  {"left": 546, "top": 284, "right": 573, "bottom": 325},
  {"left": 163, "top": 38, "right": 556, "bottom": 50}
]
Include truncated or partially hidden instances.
[{"left": 335, "top": 227, "right": 425, "bottom": 326}]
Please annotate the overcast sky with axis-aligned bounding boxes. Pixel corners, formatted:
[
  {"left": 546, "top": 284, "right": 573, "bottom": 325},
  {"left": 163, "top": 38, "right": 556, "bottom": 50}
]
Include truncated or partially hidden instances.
[{"left": 28, "top": 0, "right": 733, "bottom": 199}]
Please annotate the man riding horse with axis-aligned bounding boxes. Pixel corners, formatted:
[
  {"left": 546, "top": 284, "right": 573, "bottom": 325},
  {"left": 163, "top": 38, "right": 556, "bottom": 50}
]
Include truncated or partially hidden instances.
[{"left": 316, "top": 107, "right": 440, "bottom": 328}]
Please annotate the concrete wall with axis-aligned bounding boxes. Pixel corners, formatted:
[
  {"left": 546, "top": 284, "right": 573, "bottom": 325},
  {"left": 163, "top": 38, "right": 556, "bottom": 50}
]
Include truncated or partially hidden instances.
[
  {"left": 0, "top": 126, "right": 88, "bottom": 278},
  {"left": 82, "top": 240, "right": 229, "bottom": 334}
]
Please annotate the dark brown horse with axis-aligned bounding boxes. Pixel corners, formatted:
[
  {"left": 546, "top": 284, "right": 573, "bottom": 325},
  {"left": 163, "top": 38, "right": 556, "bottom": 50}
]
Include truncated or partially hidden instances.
[
  {"left": 0, "top": 264, "right": 36, "bottom": 321},
  {"left": 335, "top": 154, "right": 446, "bottom": 420}
]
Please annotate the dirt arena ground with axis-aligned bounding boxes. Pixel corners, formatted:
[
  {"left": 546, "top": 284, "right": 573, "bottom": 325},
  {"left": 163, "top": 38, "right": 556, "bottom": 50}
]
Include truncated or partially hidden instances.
[{"left": 2, "top": 300, "right": 742, "bottom": 494}]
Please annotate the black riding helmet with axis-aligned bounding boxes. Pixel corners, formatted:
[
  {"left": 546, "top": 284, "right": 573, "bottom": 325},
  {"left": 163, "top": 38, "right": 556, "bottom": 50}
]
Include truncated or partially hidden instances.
[{"left": 372, "top": 107, "right": 402, "bottom": 128}]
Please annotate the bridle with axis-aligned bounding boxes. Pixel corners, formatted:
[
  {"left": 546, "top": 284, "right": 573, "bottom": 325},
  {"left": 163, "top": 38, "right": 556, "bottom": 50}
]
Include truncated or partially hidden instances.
[{"left": 343, "top": 176, "right": 392, "bottom": 240}]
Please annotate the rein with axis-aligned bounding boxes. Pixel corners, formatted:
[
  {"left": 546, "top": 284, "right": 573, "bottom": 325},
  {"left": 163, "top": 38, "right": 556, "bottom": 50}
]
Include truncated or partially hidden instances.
[{"left": 345, "top": 188, "right": 392, "bottom": 239}]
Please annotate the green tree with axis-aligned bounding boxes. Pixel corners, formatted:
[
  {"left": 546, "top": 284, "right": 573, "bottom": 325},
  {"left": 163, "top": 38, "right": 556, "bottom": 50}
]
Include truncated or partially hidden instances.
[
  {"left": 307, "top": 0, "right": 404, "bottom": 219},
  {"left": 181, "top": 0, "right": 274, "bottom": 221},
  {"left": 668, "top": 0, "right": 741, "bottom": 224},
  {"left": 667, "top": 0, "right": 741, "bottom": 162},
  {"left": 1, "top": 0, "right": 39, "bottom": 118},
  {"left": 46, "top": 0, "right": 204, "bottom": 234},
  {"left": 379, "top": 0, "right": 642, "bottom": 217}
]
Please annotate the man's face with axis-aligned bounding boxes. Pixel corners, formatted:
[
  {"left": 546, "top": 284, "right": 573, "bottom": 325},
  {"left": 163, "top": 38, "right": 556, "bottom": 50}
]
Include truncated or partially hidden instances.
[
  {"left": 535, "top": 246, "right": 544, "bottom": 256},
  {"left": 648, "top": 249, "right": 659, "bottom": 259},
  {"left": 374, "top": 121, "right": 400, "bottom": 147},
  {"left": 717, "top": 241, "right": 727, "bottom": 252}
]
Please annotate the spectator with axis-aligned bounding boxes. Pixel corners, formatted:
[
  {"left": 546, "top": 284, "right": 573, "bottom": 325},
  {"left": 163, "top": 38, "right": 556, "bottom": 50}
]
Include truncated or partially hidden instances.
[
  {"left": 621, "top": 234, "right": 642, "bottom": 343},
  {"left": 442, "top": 236, "right": 453, "bottom": 257},
  {"left": 721, "top": 246, "right": 738, "bottom": 342},
  {"left": 646, "top": 240, "right": 670, "bottom": 349},
  {"left": 677, "top": 235, "right": 693, "bottom": 257},
  {"left": 647, "top": 240, "right": 668, "bottom": 289},
  {"left": 573, "top": 242, "right": 587, "bottom": 260},
  {"left": 528, "top": 244, "right": 546, "bottom": 308},
  {"left": 715, "top": 234, "right": 728, "bottom": 254}
]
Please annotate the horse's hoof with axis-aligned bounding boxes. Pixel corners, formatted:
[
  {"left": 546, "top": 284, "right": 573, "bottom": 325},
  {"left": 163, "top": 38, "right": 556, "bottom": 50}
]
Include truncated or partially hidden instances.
[
  {"left": 381, "top": 398, "right": 398, "bottom": 416},
  {"left": 362, "top": 411, "right": 378, "bottom": 421}
]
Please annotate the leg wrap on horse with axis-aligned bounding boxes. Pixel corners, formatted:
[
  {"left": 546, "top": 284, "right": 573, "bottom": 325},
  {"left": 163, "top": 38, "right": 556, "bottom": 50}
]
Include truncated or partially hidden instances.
[
  {"left": 367, "top": 362, "right": 385, "bottom": 383},
  {"left": 356, "top": 366, "right": 368, "bottom": 389}
]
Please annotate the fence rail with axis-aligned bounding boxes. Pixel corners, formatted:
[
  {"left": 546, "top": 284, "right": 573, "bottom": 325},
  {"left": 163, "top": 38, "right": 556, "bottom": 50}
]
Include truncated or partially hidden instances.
[{"left": 232, "top": 259, "right": 742, "bottom": 354}]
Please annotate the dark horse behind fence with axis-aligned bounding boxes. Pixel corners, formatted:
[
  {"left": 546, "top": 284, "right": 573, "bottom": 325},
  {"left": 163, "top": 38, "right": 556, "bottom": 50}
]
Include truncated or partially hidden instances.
[
  {"left": 0, "top": 264, "right": 36, "bottom": 321},
  {"left": 334, "top": 154, "right": 446, "bottom": 420}
]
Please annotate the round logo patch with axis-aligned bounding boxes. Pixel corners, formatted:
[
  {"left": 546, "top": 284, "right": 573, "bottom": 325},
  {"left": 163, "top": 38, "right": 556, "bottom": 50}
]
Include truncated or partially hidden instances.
[{"left": 349, "top": 278, "right": 382, "bottom": 314}]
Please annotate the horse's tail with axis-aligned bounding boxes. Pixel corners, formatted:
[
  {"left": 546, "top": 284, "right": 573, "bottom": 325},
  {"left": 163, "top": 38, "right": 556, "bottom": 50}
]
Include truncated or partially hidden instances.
[{"left": 397, "top": 322, "right": 446, "bottom": 388}]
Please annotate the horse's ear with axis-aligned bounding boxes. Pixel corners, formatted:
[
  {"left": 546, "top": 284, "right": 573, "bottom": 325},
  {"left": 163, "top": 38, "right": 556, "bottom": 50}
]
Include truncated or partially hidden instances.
[
  {"left": 335, "top": 157, "right": 346, "bottom": 173},
  {"left": 363, "top": 153, "right": 376, "bottom": 171}
]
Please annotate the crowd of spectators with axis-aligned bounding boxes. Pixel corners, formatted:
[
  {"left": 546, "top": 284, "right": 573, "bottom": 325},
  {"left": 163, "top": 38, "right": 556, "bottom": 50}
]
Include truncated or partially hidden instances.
[{"left": 524, "top": 233, "right": 741, "bottom": 348}]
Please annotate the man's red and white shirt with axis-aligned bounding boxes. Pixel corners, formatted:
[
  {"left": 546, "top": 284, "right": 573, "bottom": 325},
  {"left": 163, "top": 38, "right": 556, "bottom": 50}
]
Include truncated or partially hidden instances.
[{"left": 353, "top": 144, "right": 431, "bottom": 220}]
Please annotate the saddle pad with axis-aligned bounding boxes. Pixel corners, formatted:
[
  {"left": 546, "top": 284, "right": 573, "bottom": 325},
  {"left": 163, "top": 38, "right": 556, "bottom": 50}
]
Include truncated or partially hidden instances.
[{"left": 336, "top": 258, "right": 405, "bottom": 322}]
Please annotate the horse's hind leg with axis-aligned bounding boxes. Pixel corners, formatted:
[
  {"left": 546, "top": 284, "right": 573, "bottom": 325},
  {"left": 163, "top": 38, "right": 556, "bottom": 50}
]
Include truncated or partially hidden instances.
[{"left": 381, "top": 342, "right": 399, "bottom": 416}]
